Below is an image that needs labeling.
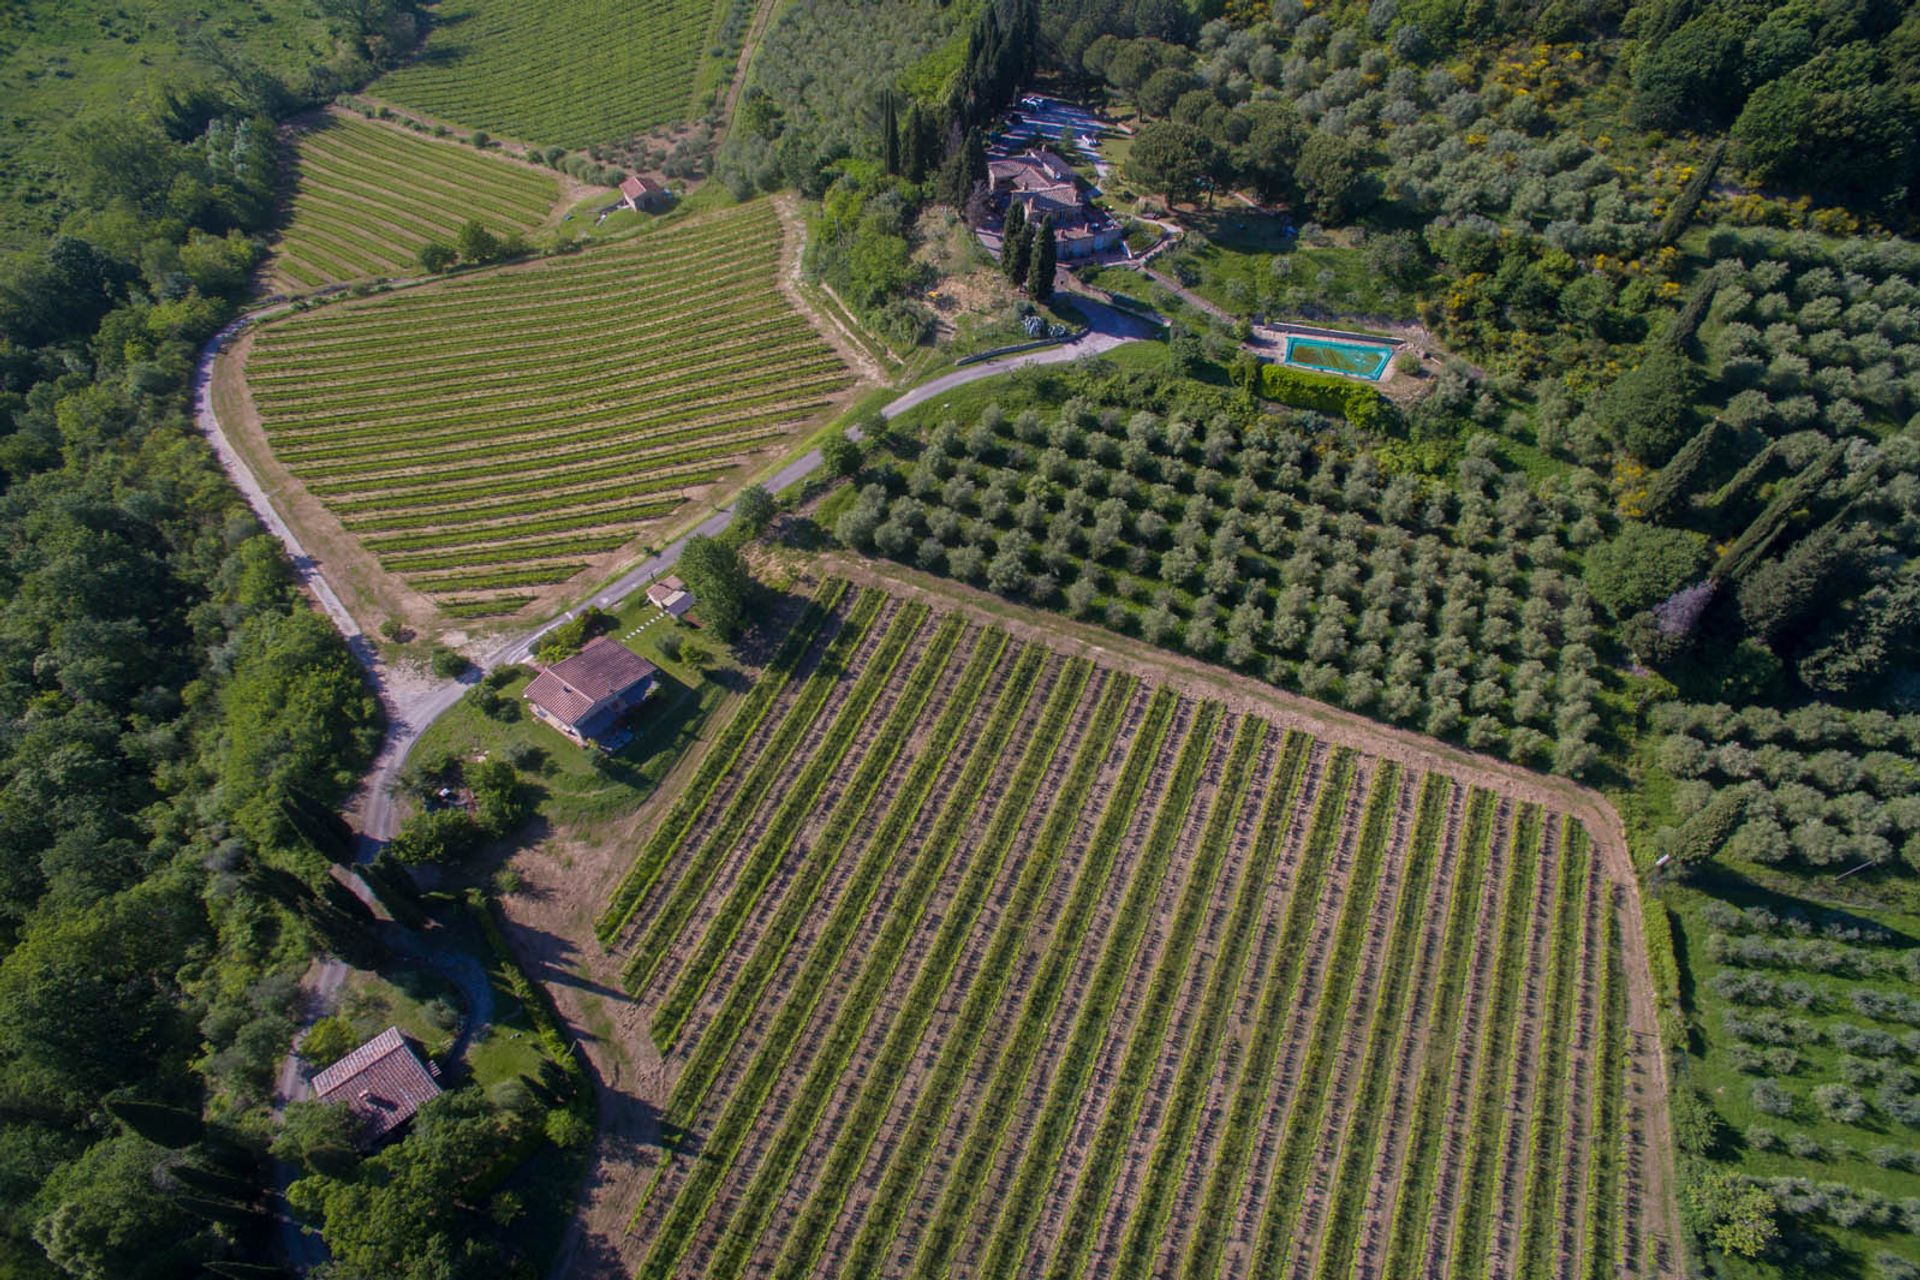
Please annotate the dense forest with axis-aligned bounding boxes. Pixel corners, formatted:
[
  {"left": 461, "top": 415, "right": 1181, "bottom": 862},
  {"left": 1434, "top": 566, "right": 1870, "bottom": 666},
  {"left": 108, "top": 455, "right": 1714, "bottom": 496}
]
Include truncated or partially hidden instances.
[{"left": 0, "top": 6, "right": 427, "bottom": 1276}]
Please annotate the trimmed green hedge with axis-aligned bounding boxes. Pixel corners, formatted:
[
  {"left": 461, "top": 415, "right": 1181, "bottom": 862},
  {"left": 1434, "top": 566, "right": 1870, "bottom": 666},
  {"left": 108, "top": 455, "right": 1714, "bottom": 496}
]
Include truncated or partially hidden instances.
[{"left": 1259, "top": 361, "right": 1400, "bottom": 434}]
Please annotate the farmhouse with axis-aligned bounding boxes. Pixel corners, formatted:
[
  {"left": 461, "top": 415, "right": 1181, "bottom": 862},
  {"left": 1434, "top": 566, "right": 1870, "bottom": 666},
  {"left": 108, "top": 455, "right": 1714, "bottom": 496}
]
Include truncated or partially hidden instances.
[
  {"left": 987, "top": 149, "right": 1122, "bottom": 260},
  {"left": 646, "top": 575, "right": 695, "bottom": 618},
  {"left": 524, "top": 635, "right": 660, "bottom": 746},
  {"left": 618, "top": 174, "right": 669, "bottom": 212},
  {"left": 310, "top": 1026, "right": 442, "bottom": 1148}
]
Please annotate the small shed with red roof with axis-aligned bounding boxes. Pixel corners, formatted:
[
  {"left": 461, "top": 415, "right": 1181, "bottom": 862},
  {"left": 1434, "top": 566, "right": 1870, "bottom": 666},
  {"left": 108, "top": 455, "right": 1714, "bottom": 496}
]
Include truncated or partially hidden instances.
[{"left": 618, "top": 174, "right": 669, "bottom": 212}]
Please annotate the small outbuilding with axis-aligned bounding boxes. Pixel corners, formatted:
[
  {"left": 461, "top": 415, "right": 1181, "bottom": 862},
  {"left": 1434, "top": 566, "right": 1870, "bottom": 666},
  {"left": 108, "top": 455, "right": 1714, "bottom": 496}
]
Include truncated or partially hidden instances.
[
  {"left": 618, "top": 174, "right": 670, "bottom": 212},
  {"left": 646, "top": 575, "right": 695, "bottom": 618},
  {"left": 310, "top": 1026, "right": 442, "bottom": 1148},
  {"left": 524, "top": 635, "right": 660, "bottom": 746}
]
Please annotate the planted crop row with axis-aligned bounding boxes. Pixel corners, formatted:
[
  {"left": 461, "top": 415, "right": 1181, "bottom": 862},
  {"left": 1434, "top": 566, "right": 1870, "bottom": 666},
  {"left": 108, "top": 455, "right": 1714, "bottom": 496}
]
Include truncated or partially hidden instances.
[
  {"left": 340, "top": 475, "right": 716, "bottom": 534},
  {"left": 382, "top": 531, "right": 631, "bottom": 574},
  {"left": 439, "top": 594, "right": 532, "bottom": 618},
  {"left": 1045, "top": 717, "right": 1269, "bottom": 1280},
  {"left": 411, "top": 562, "right": 583, "bottom": 592},
  {"left": 618, "top": 592, "right": 890, "bottom": 993},
  {"left": 661, "top": 623, "right": 1002, "bottom": 1104},
  {"left": 813, "top": 681, "right": 1171, "bottom": 1280},
  {"left": 683, "top": 662, "right": 1100, "bottom": 1280},
  {"left": 1444, "top": 806, "right": 1549, "bottom": 1278},
  {"left": 1510, "top": 819, "right": 1593, "bottom": 1280},
  {"left": 640, "top": 604, "right": 942, "bottom": 1033},
  {"left": 594, "top": 580, "right": 847, "bottom": 943},
  {"left": 1107, "top": 732, "right": 1315, "bottom": 1280},
  {"left": 628, "top": 645, "right": 1055, "bottom": 1253},
  {"left": 1180, "top": 749, "right": 1359, "bottom": 1280},
  {"left": 1377, "top": 790, "right": 1504, "bottom": 1278},
  {"left": 326, "top": 441, "right": 770, "bottom": 515},
  {"left": 1245, "top": 763, "right": 1406, "bottom": 1279},
  {"left": 1583, "top": 897, "right": 1628, "bottom": 1280},
  {"left": 973, "top": 702, "right": 1227, "bottom": 1279},
  {"left": 362, "top": 500, "right": 676, "bottom": 552},
  {"left": 1305, "top": 773, "right": 1453, "bottom": 1280}
]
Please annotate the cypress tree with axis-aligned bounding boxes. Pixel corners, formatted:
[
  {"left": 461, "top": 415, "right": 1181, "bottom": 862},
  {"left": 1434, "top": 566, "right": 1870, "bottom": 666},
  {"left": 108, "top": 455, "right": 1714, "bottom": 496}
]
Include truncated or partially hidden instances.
[
  {"left": 1027, "top": 217, "right": 1057, "bottom": 299},
  {"left": 1642, "top": 417, "right": 1726, "bottom": 522},
  {"left": 902, "top": 103, "right": 933, "bottom": 182},
  {"left": 1002, "top": 200, "right": 1028, "bottom": 281},
  {"left": 880, "top": 89, "right": 901, "bottom": 176}
]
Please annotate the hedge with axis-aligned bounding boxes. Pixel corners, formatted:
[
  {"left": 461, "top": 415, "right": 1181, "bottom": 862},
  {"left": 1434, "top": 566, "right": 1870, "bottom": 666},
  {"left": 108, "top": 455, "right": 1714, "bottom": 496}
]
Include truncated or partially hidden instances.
[{"left": 1258, "top": 361, "right": 1400, "bottom": 435}]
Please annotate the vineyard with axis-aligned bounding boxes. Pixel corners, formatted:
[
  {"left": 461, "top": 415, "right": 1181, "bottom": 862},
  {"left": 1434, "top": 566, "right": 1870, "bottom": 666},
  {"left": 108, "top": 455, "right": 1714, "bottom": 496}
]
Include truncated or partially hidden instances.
[
  {"left": 242, "top": 201, "right": 854, "bottom": 617},
  {"left": 268, "top": 114, "right": 561, "bottom": 293},
  {"left": 370, "top": 0, "right": 730, "bottom": 146},
  {"left": 594, "top": 577, "right": 1661, "bottom": 1279}
]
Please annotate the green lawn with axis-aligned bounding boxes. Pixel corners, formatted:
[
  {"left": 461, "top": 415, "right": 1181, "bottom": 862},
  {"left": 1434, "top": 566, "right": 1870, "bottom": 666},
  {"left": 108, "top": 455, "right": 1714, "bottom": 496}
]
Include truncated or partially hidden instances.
[
  {"left": 413, "top": 623, "right": 727, "bottom": 828},
  {"left": 1162, "top": 211, "right": 1419, "bottom": 323},
  {"left": 1664, "top": 867, "right": 1920, "bottom": 1275}
]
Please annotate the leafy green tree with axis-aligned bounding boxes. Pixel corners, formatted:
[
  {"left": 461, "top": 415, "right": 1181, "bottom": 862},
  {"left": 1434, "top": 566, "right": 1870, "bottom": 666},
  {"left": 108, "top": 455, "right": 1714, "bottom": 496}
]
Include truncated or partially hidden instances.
[
  {"left": 731, "top": 484, "right": 776, "bottom": 537},
  {"left": 1680, "top": 1166, "right": 1779, "bottom": 1260},
  {"left": 386, "top": 809, "right": 484, "bottom": 864},
  {"left": 288, "top": 1090, "right": 516, "bottom": 1279},
  {"left": 301, "top": 1016, "right": 359, "bottom": 1069},
  {"left": 1629, "top": 14, "right": 1746, "bottom": 130},
  {"left": 31, "top": 1136, "right": 202, "bottom": 1280},
  {"left": 1598, "top": 345, "right": 1701, "bottom": 463},
  {"left": 273, "top": 1100, "right": 362, "bottom": 1179},
  {"left": 677, "top": 535, "right": 750, "bottom": 640},
  {"left": 1583, "top": 523, "right": 1710, "bottom": 617},
  {"left": 417, "top": 241, "right": 455, "bottom": 273},
  {"left": 1137, "top": 66, "right": 1195, "bottom": 117},
  {"left": 1231, "top": 101, "right": 1306, "bottom": 204},
  {"left": 1294, "top": 132, "right": 1375, "bottom": 223},
  {"left": 1002, "top": 199, "right": 1031, "bottom": 283},
  {"left": 453, "top": 221, "right": 500, "bottom": 264},
  {"left": 1730, "top": 42, "right": 1917, "bottom": 203},
  {"left": 820, "top": 428, "right": 863, "bottom": 478},
  {"left": 1125, "top": 122, "right": 1210, "bottom": 204}
]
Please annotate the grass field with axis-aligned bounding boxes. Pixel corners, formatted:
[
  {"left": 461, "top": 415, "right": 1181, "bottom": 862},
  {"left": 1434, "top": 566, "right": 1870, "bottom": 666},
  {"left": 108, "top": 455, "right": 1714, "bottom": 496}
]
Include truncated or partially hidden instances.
[
  {"left": 592, "top": 576, "right": 1657, "bottom": 1280},
  {"left": 269, "top": 114, "right": 562, "bottom": 293},
  {"left": 370, "top": 0, "right": 732, "bottom": 146},
  {"left": 244, "top": 200, "right": 855, "bottom": 616},
  {"left": 0, "top": 0, "right": 329, "bottom": 248},
  {"left": 1163, "top": 211, "right": 1421, "bottom": 322}
]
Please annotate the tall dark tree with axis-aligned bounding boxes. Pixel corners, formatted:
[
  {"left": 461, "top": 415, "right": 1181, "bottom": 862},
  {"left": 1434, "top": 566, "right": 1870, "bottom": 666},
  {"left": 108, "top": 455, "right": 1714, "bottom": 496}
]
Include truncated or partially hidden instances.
[
  {"left": 901, "top": 103, "right": 939, "bottom": 183},
  {"left": 938, "top": 127, "right": 988, "bottom": 212},
  {"left": 677, "top": 535, "right": 751, "bottom": 640},
  {"left": 879, "top": 89, "right": 902, "bottom": 176},
  {"left": 1001, "top": 199, "right": 1029, "bottom": 282},
  {"left": 1027, "top": 217, "right": 1057, "bottom": 300}
]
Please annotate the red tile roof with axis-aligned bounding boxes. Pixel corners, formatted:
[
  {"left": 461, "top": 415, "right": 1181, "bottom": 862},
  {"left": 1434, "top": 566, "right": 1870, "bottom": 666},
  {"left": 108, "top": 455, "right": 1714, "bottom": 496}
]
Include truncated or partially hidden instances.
[
  {"left": 620, "top": 174, "right": 663, "bottom": 199},
  {"left": 311, "top": 1026, "right": 441, "bottom": 1143},
  {"left": 525, "top": 636, "right": 659, "bottom": 728}
]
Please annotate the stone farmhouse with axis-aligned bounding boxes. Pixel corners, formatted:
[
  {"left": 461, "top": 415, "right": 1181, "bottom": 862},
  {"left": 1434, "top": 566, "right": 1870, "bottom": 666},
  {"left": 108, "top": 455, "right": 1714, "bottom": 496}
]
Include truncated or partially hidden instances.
[
  {"left": 310, "top": 1026, "right": 442, "bottom": 1148},
  {"left": 524, "top": 635, "right": 660, "bottom": 746},
  {"left": 987, "top": 149, "right": 1122, "bottom": 259}
]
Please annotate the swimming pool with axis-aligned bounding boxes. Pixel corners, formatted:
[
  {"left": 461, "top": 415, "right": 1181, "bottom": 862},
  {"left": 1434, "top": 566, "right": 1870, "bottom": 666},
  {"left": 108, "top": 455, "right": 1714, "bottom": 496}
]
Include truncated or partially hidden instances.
[{"left": 1283, "top": 334, "right": 1395, "bottom": 381}]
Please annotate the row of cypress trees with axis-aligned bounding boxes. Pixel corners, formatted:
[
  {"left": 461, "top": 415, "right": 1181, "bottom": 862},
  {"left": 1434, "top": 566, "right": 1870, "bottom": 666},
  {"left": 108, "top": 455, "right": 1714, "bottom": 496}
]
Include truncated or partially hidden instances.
[{"left": 1000, "top": 198, "right": 1058, "bottom": 300}]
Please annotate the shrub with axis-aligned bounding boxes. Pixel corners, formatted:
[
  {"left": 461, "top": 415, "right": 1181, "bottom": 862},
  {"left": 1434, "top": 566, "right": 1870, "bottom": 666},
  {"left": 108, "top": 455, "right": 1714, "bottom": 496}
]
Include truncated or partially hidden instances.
[
  {"left": 1751, "top": 1077, "right": 1797, "bottom": 1117},
  {"left": 301, "top": 1015, "right": 360, "bottom": 1069},
  {"left": 1815, "top": 1083, "right": 1869, "bottom": 1124},
  {"left": 1258, "top": 362, "right": 1399, "bottom": 433},
  {"left": 430, "top": 646, "right": 471, "bottom": 679},
  {"left": 1584, "top": 523, "right": 1711, "bottom": 618}
]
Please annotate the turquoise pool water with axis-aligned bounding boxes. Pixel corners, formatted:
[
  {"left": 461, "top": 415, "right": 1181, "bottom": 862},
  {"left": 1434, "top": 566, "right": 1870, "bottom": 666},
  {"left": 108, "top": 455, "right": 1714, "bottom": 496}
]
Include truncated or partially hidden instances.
[{"left": 1283, "top": 334, "right": 1394, "bottom": 381}]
